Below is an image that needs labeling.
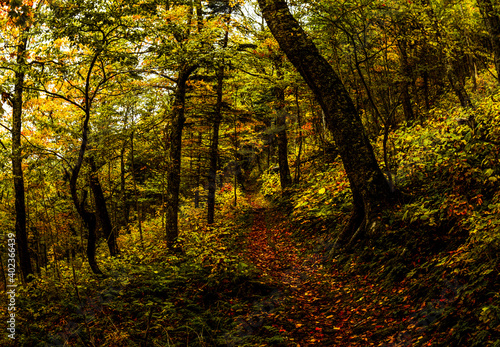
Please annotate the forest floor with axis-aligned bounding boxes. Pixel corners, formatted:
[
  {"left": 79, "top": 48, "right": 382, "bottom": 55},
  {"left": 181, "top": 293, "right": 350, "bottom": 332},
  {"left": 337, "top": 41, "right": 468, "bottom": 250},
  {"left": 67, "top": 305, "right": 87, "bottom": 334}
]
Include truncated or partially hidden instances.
[
  {"left": 4, "top": 191, "right": 492, "bottom": 346},
  {"left": 228, "top": 194, "right": 455, "bottom": 347}
]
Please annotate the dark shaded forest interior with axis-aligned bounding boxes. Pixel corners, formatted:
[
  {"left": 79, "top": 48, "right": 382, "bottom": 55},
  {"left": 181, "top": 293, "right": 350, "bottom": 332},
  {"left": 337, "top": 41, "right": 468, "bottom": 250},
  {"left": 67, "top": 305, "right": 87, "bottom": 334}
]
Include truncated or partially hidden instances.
[{"left": 1, "top": 0, "right": 500, "bottom": 346}]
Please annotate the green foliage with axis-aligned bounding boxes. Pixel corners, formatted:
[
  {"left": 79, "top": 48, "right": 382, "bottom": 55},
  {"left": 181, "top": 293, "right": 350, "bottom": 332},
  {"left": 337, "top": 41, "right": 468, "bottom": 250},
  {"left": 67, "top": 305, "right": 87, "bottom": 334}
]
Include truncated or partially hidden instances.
[
  {"left": 260, "top": 170, "right": 280, "bottom": 198},
  {"left": 214, "top": 183, "right": 247, "bottom": 206},
  {"left": 0, "top": 208, "right": 268, "bottom": 346},
  {"left": 294, "top": 163, "right": 351, "bottom": 214}
]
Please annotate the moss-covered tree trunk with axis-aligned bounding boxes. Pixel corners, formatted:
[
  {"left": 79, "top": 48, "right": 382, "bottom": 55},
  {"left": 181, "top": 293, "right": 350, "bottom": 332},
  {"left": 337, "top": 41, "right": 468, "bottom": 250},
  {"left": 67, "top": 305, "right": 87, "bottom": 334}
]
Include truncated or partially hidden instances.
[{"left": 257, "top": 0, "right": 394, "bottom": 247}]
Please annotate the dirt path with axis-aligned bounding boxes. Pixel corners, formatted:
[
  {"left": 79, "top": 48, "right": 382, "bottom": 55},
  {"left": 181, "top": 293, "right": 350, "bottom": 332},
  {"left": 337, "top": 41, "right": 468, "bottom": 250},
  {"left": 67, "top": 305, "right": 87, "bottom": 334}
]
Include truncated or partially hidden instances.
[
  {"left": 236, "top": 198, "right": 341, "bottom": 346},
  {"left": 233, "top": 198, "right": 445, "bottom": 346}
]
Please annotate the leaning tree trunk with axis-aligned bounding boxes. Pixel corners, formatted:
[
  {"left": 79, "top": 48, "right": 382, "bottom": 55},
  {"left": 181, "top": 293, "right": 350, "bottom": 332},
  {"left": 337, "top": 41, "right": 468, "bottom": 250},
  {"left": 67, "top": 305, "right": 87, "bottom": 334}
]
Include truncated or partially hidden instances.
[
  {"left": 165, "top": 65, "right": 197, "bottom": 246},
  {"left": 257, "top": 0, "right": 395, "bottom": 247},
  {"left": 12, "top": 35, "right": 34, "bottom": 283}
]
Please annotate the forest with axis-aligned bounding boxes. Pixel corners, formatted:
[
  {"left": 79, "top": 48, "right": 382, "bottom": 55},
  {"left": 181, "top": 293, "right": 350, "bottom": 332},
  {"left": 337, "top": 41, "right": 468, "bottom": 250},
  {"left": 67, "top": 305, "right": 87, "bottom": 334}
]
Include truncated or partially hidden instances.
[{"left": 1, "top": 0, "right": 500, "bottom": 345}]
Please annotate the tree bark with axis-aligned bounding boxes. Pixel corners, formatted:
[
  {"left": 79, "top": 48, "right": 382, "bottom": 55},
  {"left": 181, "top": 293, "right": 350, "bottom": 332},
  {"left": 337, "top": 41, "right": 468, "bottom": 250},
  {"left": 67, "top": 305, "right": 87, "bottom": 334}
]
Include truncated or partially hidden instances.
[
  {"left": 447, "top": 66, "right": 474, "bottom": 108},
  {"left": 130, "top": 129, "right": 143, "bottom": 243},
  {"left": 67, "top": 50, "right": 104, "bottom": 275},
  {"left": 477, "top": 0, "right": 500, "bottom": 81},
  {"left": 423, "top": 69, "right": 430, "bottom": 112},
  {"left": 294, "top": 87, "right": 303, "bottom": 184},
  {"left": 274, "top": 57, "right": 292, "bottom": 190},
  {"left": 12, "top": 35, "right": 34, "bottom": 282},
  {"left": 207, "top": 28, "right": 229, "bottom": 224},
  {"left": 69, "top": 120, "right": 103, "bottom": 275},
  {"left": 257, "top": 0, "right": 394, "bottom": 247},
  {"left": 397, "top": 39, "right": 415, "bottom": 122},
  {"left": 120, "top": 142, "right": 130, "bottom": 233},
  {"left": 195, "top": 131, "right": 202, "bottom": 208},
  {"left": 165, "top": 65, "right": 196, "bottom": 246},
  {"left": 80, "top": 190, "right": 101, "bottom": 275},
  {"left": 89, "top": 157, "right": 118, "bottom": 256}
]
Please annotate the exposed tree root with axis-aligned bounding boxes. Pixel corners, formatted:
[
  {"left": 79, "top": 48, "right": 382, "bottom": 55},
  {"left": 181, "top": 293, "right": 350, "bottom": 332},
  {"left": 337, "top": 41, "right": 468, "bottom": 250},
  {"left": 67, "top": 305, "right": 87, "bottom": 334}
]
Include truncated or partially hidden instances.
[{"left": 332, "top": 188, "right": 411, "bottom": 252}]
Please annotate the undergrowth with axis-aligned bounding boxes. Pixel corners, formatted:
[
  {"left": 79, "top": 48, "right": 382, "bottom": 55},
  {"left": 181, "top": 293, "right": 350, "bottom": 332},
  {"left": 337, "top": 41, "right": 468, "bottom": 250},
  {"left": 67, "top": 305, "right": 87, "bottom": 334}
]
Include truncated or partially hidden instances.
[
  {"left": 261, "top": 88, "right": 500, "bottom": 346},
  {"left": 0, "top": 197, "right": 272, "bottom": 347}
]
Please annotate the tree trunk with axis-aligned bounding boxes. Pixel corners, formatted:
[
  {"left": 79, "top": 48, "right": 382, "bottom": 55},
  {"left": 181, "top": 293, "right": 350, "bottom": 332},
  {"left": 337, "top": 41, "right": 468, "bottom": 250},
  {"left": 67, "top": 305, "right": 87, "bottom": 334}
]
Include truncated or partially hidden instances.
[
  {"left": 12, "top": 36, "right": 34, "bottom": 282},
  {"left": 89, "top": 157, "right": 118, "bottom": 256},
  {"left": 423, "top": 69, "right": 430, "bottom": 112},
  {"left": 257, "top": 0, "right": 394, "bottom": 247},
  {"left": 195, "top": 132, "right": 202, "bottom": 208},
  {"left": 70, "top": 149, "right": 102, "bottom": 275},
  {"left": 234, "top": 115, "right": 238, "bottom": 206},
  {"left": 274, "top": 58, "right": 292, "bottom": 190},
  {"left": 130, "top": 130, "right": 143, "bottom": 243},
  {"left": 64, "top": 48, "right": 104, "bottom": 275},
  {"left": 398, "top": 39, "right": 415, "bottom": 122},
  {"left": 477, "top": 0, "right": 500, "bottom": 81},
  {"left": 79, "top": 190, "right": 101, "bottom": 275},
  {"left": 120, "top": 143, "right": 130, "bottom": 233},
  {"left": 447, "top": 66, "right": 474, "bottom": 108},
  {"left": 120, "top": 112, "right": 130, "bottom": 233},
  {"left": 294, "top": 87, "right": 303, "bottom": 184},
  {"left": 207, "top": 28, "right": 229, "bottom": 224},
  {"left": 68, "top": 113, "right": 101, "bottom": 274},
  {"left": 207, "top": 93, "right": 221, "bottom": 224},
  {"left": 165, "top": 65, "right": 197, "bottom": 246}
]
